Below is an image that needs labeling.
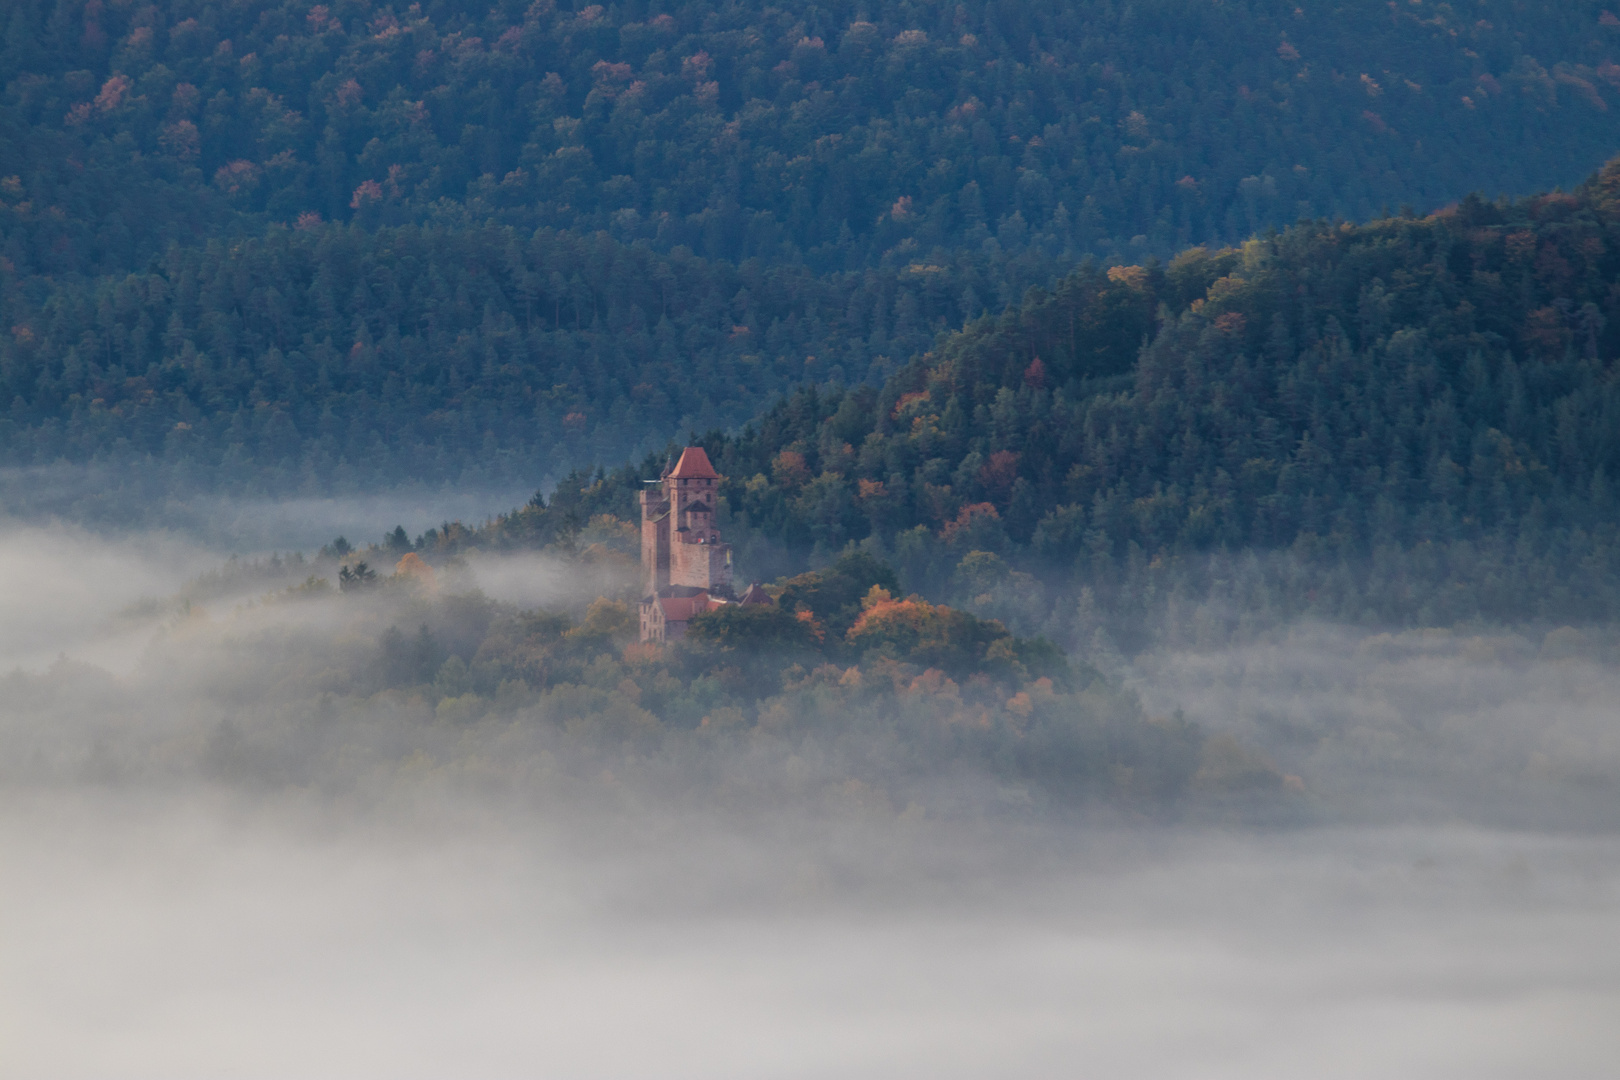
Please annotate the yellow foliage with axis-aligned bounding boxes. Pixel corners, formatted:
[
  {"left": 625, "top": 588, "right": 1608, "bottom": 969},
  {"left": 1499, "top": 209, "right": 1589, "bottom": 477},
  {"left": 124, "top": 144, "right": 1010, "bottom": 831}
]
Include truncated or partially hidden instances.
[
  {"left": 1106, "top": 264, "right": 1149, "bottom": 289},
  {"left": 1205, "top": 273, "right": 1248, "bottom": 305}
]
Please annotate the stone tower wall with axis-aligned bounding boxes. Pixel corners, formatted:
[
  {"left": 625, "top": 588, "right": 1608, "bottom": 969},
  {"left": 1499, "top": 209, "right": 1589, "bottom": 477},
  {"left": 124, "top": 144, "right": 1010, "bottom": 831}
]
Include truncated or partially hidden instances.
[
  {"left": 669, "top": 535, "right": 732, "bottom": 592},
  {"left": 639, "top": 487, "right": 669, "bottom": 597},
  {"left": 640, "top": 453, "right": 733, "bottom": 603}
]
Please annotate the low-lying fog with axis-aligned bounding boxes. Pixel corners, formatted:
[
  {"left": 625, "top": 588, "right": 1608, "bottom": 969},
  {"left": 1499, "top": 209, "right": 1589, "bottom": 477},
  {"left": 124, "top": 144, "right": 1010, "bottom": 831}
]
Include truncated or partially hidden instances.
[
  {"left": 0, "top": 464, "right": 538, "bottom": 552},
  {"left": 1, "top": 522, "right": 1616, "bottom": 1077}
]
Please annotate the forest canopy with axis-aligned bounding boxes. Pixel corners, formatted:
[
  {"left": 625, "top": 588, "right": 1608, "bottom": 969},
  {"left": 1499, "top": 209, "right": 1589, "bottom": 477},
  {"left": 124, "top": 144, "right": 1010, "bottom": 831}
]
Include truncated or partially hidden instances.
[
  {"left": 6, "top": 0, "right": 1620, "bottom": 276},
  {"left": 442, "top": 159, "right": 1620, "bottom": 639},
  {"left": 3, "top": 1, "right": 1620, "bottom": 495}
]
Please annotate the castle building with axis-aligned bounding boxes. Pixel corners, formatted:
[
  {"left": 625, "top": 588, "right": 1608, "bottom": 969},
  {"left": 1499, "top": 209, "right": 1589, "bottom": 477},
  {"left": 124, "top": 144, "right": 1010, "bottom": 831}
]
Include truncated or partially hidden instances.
[{"left": 638, "top": 447, "right": 770, "bottom": 642}]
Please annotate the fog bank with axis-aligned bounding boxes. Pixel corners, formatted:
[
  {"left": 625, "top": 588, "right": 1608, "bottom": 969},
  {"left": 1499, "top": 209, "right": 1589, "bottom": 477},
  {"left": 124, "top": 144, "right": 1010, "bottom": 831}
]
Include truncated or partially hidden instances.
[
  {"left": 0, "top": 465, "right": 537, "bottom": 553},
  {"left": 1132, "top": 624, "right": 1620, "bottom": 828},
  {"left": 2, "top": 522, "right": 1618, "bottom": 1075},
  {"left": 4, "top": 792, "right": 1616, "bottom": 1079}
]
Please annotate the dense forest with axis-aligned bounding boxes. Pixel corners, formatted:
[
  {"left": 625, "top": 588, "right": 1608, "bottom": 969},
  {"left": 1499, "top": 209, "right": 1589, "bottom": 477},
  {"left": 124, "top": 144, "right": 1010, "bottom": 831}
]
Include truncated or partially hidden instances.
[
  {"left": 0, "top": 223, "right": 1059, "bottom": 490},
  {"left": 4, "top": 0, "right": 1620, "bottom": 634},
  {"left": 3, "top": 1, "right": 1620, "bottom": 491},
  {"left": 6, "top": 0, "right": 1619, "bottom": 276},
  {"left": 439, "top": 159, "right": 1620, "bottom": 639}
]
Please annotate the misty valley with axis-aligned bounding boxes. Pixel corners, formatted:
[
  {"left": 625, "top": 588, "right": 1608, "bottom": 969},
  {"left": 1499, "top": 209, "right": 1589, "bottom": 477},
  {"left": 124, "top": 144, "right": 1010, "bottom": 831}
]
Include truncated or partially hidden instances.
[
  {"left": 10, "top": 504, "right": 1620, "bottom": 833},
  {"left": 5, "top": 0, "right": 1620, "bottom": 1074},
  {"left": 4, "top": 512, "right": 1620, "bottom": 1077}
]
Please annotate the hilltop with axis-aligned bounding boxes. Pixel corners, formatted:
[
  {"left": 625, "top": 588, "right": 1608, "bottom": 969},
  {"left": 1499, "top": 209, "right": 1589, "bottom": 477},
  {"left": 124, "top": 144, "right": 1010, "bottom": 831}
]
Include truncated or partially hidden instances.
[{"left": 455, "top": 158, "right": 1620, "bottom": 640}]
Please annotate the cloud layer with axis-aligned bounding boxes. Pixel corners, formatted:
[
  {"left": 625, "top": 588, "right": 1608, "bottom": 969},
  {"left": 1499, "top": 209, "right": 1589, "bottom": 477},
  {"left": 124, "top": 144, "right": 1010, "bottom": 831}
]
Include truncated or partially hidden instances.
[{"left": 0, "top": 523, "right": 1616, "bottom": 1076}]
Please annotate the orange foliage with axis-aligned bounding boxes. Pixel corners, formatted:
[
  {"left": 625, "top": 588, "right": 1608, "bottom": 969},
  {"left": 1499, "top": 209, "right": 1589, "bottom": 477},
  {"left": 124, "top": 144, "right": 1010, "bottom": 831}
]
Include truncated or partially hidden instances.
[
  {"left": 215, "top": 160, "right": 262, "bottom": 196},
  {"left": 772, "top": 449, "right": 811, "bottom": 487},
  {"left": 794, "top": 607, "right": 826, "bottom": 643},
  {"left": 350, "top": 179, "right": 383, "bottom": 208},
  {"left": 848, "top": 595, "right": 937, "bottom": 638},
  {"left": 394, "top": 552, "right": 438, "bottom": 590},
  {"left": 978, "top": 450, "right": 1019, "bottom": 499},
  {"left": 857, "top": 477, "right": 888, "bottom": 500},
  {"left": 847, "top": 592, "right": 1010, "bottom": 672},
  {"left": 892, "top": 390, "right": 930, "bottom": 417},
  {"left": 941, "top": 501, "right": 999, "bottom": 543}
]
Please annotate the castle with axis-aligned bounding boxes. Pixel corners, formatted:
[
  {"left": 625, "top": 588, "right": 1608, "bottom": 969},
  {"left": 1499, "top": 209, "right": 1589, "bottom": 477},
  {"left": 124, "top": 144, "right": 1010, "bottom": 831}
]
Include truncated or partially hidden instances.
[{"left": 638, "top": 446, "right": 771, "bottom": 642}]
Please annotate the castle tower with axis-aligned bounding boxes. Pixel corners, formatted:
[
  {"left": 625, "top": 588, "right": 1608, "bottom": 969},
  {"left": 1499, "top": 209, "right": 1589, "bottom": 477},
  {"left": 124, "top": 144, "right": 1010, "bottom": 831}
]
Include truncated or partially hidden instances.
[
  {"left": 639, "top": 447, "right": 736, "bottom": 641},
  {"left": 639, "top": 477, "right": 672, "bottom": 599}
]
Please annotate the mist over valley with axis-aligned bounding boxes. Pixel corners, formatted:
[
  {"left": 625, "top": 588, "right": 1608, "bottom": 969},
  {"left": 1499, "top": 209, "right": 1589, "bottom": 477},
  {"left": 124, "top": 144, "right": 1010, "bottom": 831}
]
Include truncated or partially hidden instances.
[
  {"left": 5, "top": 0, "right": 1620, "bottom": 1072},
  {"left": 3, "top": 513, "right": 1619, "bottom": 1075}
]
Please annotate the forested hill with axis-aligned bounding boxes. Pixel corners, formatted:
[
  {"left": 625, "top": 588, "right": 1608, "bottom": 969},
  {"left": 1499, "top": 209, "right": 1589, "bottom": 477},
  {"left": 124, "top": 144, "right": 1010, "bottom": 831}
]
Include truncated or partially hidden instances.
[
  {"left": 4, "top": 2, "right": 1620, "bottom": 501},
  {"left": 5, "top": 0, "right": 1620, "bottom": 278},
  {"left": 474, "top": 160, "right": 1620, "bottom": 634},
  {"left": 0, "top": 223, "right": 1060, "bottom": 494}
]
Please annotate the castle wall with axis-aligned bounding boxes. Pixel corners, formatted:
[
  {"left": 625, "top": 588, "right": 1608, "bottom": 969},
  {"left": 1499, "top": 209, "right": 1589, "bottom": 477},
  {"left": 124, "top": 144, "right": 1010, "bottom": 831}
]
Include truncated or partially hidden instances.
[
  {"left": 639, "top": 488, "right": 671, "bottom": 597},
  {"left": 670, "top": 537, "right": 732, "bottom": 593}
]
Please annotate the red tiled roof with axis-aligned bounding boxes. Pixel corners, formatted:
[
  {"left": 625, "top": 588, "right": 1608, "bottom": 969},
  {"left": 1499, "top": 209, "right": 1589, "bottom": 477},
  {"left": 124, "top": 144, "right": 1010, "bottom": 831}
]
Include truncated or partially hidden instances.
[
  {"left": 658, "top": 597, "right": 697, "bottom": 622},
  {"left": 739, "top": 583, "right": 774, "bottom": 605},
  {"left": 669, "top": 446, "right": 720, "bottom": 479}
]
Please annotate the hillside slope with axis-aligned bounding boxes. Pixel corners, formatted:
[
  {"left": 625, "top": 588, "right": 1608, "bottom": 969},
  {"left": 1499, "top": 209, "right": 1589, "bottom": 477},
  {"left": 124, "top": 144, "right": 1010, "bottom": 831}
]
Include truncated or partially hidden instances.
[
  {"left": 5, "top": 1, "right": 1620, "bottom": 497},
  {"left": 0, "top": 222, "right": 1059, "bottom": 494}
]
